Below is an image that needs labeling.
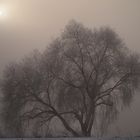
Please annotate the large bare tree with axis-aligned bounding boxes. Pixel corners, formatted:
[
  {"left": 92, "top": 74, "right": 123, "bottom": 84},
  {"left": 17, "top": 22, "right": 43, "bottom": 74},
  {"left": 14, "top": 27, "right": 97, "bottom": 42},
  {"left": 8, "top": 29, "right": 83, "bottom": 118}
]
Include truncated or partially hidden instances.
[{"left": 1, "top": 21, "right": 140, "bottom": 137}]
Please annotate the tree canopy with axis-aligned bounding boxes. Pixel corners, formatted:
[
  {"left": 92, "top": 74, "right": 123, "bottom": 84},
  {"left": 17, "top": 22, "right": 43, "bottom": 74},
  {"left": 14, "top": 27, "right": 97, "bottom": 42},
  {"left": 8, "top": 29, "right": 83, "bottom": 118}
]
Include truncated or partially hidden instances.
[{"left": 1, "top": 21, "right": 140, "bottom": 137}]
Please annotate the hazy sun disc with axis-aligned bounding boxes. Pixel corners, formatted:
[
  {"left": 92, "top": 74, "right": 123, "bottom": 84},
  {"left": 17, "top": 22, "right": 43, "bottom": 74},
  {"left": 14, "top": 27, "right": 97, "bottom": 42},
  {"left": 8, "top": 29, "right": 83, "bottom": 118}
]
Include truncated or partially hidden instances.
[
  {"left": 0, "top": 9, "right": 7, "bottom": 17},
  {"left": 0, "top": 10, "right": 3, "bottom": 16}
]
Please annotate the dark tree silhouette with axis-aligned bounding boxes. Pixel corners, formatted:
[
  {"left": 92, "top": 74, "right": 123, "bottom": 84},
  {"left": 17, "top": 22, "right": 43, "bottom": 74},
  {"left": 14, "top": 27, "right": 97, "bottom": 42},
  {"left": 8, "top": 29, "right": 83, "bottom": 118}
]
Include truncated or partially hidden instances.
[{"left": 1, "top": 21, "right": 140, "bottom": 137}]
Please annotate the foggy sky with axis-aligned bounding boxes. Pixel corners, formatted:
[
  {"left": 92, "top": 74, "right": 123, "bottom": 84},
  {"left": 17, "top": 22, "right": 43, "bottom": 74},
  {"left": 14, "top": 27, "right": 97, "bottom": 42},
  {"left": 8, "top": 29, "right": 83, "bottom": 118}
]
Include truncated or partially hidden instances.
[{"left": 0, "top": 0, "right": 140, "bottom": 136}]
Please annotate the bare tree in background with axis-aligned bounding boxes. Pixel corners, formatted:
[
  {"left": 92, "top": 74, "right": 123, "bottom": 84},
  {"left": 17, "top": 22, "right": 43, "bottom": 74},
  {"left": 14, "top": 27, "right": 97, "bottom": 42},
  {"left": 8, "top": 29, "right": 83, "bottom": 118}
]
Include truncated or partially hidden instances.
[{"left": 1, "top": 21, "right": 140, "bottom": 137}]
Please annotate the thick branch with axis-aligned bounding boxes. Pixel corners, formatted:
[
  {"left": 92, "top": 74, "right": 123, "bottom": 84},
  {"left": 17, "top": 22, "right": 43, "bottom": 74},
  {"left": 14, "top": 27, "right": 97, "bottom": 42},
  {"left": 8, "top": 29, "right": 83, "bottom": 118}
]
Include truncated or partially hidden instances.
[
  {"left": 55, "top": 112, "right": 80, "bottom": 136},
  {"left": 95, "top": 73, "right": 132, "bottom": 103}
]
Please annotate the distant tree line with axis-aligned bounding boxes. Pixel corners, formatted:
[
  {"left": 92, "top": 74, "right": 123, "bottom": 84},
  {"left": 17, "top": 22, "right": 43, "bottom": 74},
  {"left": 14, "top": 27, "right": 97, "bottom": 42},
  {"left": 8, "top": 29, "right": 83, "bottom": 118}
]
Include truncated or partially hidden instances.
[{"left": 0, "top": 20, "right": 140, "bottom": 137}]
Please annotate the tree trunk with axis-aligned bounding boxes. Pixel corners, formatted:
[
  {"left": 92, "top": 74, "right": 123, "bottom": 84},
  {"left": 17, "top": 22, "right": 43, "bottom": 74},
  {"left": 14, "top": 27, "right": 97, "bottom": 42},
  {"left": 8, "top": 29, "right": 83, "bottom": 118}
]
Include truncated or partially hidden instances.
[{"left": 81, "top": 101, "right": 95, "bottom": 137}]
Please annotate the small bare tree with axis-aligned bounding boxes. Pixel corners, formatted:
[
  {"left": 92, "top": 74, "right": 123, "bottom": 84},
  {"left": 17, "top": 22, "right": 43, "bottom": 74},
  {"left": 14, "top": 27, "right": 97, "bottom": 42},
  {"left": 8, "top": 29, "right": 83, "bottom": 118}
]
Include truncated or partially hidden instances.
[{"left": 1, "top": 21, "right": 140, "bottom": 137}]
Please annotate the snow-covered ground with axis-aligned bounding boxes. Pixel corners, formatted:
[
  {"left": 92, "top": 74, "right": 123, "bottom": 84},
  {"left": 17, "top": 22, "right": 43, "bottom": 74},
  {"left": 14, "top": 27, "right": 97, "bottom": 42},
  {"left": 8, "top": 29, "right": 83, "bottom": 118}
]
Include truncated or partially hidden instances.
[{"left": 1, "top": 137, "right": 140, "bottom": 140}]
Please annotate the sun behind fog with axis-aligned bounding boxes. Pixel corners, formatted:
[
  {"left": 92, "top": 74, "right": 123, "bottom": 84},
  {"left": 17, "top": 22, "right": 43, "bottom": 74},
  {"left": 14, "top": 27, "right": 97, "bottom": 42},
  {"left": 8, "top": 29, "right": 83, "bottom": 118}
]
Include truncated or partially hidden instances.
[
  {"left": 0, "top": 10, "right": 3, "bottom": 16},
  {"left": 0, "top": 8, "right": 7, "bottom": 17}
]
